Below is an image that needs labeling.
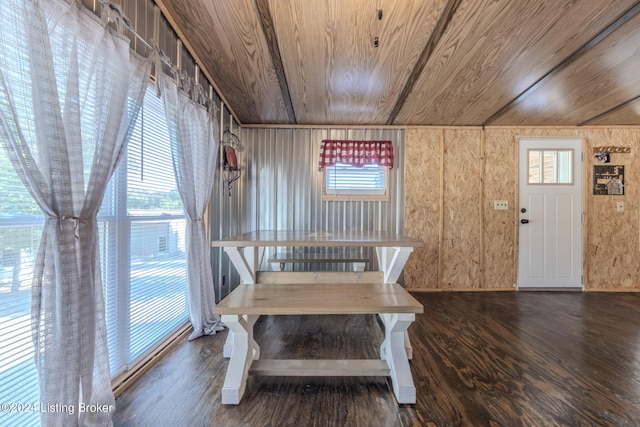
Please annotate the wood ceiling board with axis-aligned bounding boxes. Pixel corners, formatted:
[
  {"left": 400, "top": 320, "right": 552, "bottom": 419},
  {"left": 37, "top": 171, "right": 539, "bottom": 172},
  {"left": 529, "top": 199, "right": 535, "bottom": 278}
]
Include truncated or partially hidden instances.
[
  {"left": 157, "top": 0, "right": 290, "bottom": 124},
  {"left": 491, "top": 10, "right": 640, "bottom": 126},
  {"left": 387, "top": 0, "right": 463, "bottom": 125},
  {"left": 268, "top": 0, "right": 446, "bottom": 125},
  {"left": 585, "top": 97, "right": 640, "bottom": 126},
  {"left": 394, "top": 0, "right": 638, "bottom": 126}
]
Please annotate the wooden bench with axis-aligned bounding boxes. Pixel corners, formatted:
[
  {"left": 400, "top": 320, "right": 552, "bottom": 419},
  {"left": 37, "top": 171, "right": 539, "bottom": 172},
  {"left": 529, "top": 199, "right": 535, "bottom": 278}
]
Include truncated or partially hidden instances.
[
  {"left": 214, "top": 273, "right": 423, "bottom": 405},
  {"left": 268, "top": 249, "right": 368, "bottom": 272}
]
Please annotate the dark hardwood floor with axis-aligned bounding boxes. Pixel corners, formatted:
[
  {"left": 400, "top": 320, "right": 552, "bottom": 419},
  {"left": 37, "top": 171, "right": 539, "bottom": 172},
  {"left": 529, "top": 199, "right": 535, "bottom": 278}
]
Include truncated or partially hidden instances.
[{"left": 113, "top": 292, "right": 640, "bottom": 427}]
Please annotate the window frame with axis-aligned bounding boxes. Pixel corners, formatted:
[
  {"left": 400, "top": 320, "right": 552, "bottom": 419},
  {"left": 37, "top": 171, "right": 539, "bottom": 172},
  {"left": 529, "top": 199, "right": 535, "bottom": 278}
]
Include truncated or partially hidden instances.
[
  {"left": 99, "top": 83, "right": 189, "bottom": 377},
  {"left": 527, "top": 148, "right": 575, "bottom": 185},
  {"left": 322, "top": 162, "right": 390, "bottom": 201}
]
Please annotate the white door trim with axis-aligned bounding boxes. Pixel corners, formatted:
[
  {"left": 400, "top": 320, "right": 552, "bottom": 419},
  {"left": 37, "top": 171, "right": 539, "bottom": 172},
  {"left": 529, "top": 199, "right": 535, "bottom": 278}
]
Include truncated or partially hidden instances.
[{"left": 517, "top": 137, "right": 584, "bottom": 290}]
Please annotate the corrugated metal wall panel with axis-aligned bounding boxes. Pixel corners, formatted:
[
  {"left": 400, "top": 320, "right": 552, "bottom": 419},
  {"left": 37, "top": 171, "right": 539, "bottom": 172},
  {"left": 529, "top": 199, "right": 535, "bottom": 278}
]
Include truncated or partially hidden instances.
[
  {"left": 208, "top": 127, "right": 405, "bottom": 294},
  {"left": 210, "top": 108, "right": 244, "bottom": 300},
  {"left": 245, "top": 127, "right": 406, "bottom": 231}
]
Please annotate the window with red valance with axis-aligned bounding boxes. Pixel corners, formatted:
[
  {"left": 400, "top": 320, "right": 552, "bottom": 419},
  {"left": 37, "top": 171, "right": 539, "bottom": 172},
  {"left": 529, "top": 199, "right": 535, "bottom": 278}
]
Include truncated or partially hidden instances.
[
  {"left": 318, "top": 139, "right": 394, "bottom": 169},
  {"left": 319, "top": 139, "right": 393, "bottom": 201}
]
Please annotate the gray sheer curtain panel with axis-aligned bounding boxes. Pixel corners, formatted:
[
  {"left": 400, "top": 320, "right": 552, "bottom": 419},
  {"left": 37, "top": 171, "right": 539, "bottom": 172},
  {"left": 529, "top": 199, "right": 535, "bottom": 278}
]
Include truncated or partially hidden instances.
[
  {"left": 0, "top": 0, "right": 151, "bottom": 425},
  {"left": 160, "top": 73, "right": 224, "bottom": 340}
]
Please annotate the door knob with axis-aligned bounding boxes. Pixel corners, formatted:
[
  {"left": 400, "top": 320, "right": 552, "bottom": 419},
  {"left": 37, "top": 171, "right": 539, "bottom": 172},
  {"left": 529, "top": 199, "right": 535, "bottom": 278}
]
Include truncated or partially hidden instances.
[{"left": 520, "top": 219, "right": 529, "bottom": 224}]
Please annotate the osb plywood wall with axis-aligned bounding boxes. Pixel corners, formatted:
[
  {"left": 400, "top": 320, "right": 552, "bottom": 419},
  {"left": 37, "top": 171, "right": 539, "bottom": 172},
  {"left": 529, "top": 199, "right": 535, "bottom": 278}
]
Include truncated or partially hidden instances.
[{"left": 404, "top": 127, "right": 640, "bottom": 291}]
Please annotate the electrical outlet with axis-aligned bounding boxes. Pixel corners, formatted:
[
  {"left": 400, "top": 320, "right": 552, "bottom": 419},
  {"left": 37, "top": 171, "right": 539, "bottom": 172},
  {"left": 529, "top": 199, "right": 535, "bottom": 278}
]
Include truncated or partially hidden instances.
[
  {"left": 494, "top": 200, "right": 508, "bottom": 210},
  {"left": 617, "top": 201, "right": 624, "bottom": 212}
]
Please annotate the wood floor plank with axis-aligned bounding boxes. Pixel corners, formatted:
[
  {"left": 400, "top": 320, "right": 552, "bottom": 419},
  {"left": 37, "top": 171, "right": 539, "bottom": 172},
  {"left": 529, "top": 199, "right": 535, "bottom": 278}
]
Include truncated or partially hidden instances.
[{"left": 113, "top": 292, "right": 640, "bottom": 426}]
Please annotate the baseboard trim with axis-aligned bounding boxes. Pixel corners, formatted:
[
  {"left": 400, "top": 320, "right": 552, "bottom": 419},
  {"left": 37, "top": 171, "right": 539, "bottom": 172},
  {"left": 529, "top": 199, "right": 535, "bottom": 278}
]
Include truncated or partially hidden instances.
[
  {"left": 112, "top": 322, "right": 192, "bottom": 398},
  {"left": 407, "top": 288, "right": 514, "bottom": 292}
]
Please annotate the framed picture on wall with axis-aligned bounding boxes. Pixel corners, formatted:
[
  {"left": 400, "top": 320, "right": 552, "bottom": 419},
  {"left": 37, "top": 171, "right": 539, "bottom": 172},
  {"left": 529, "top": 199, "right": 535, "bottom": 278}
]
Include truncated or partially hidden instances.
[{"left": 593, "top": 165, "right": 624, "bottom": 195}]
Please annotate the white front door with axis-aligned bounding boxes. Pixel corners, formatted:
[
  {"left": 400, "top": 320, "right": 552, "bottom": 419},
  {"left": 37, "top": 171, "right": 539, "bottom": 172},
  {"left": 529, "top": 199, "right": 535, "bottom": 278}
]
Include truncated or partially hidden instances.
[{"left": 518, "top": 138, "right": 583, "bottom": 289}]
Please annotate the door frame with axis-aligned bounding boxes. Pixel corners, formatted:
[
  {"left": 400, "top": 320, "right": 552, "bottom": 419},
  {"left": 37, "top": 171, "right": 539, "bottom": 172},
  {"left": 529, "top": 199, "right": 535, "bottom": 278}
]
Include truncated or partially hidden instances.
[{"left": 516, "top": 136, "right": 586, "bottom": 291}]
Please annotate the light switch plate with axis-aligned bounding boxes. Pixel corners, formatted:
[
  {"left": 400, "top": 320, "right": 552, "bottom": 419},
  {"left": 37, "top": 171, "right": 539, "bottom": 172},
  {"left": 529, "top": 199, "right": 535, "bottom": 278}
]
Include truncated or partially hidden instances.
[{"left": 494, "top": 200, "right": 508, "bottom": 210}]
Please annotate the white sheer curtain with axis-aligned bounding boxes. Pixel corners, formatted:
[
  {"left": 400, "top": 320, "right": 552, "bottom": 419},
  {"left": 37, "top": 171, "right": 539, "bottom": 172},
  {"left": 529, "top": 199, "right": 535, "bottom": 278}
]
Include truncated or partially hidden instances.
[
  {"left": 0, "top": 1, "right": 150, "bottom": 426},
  {"left": 160, "top": 72, "right": 224, "bottom": 340}
]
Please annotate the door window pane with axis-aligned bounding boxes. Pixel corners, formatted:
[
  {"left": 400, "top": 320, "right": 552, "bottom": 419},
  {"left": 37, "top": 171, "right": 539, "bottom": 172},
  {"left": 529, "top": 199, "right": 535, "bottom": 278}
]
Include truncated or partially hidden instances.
[{"left": 528, "top": 150, "right": 573, "bottom": 185}]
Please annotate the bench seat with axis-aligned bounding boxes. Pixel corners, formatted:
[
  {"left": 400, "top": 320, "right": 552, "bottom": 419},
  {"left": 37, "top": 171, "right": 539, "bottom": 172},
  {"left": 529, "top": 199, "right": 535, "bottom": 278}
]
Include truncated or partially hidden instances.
[
  {"left": 215, "top": 282, "right": 422, "bottom": 315},
  {"left": 214, "top": 282, "right": 423, "bottom": 405}
]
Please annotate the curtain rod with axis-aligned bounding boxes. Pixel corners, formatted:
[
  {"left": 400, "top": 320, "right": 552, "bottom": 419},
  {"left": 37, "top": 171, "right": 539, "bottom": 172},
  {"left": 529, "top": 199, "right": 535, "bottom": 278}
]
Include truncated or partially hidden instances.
[
  {"left": 96, "top": 0, "right": 219, "bottom": 112},
  {"left": 97, "top": 0, "right": 164, "bottom": 63}
]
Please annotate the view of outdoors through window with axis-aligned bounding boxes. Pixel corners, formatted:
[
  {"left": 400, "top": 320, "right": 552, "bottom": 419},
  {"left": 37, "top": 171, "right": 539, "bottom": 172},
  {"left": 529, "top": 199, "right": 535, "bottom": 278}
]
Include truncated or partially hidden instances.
[
  {"left": 0, "top": 85, "right": 189, "bottom": 426},
  {"left": 0, "top": 143, "right": 42, "bottom": 426},
  {"left": 105, "top": 86, "right": 188, "bottom": 371}
]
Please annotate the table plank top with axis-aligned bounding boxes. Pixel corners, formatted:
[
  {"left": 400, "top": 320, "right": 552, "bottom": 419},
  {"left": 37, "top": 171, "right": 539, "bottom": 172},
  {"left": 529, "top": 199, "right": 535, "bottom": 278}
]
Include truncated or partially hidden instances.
[
  {"left": 211, "top": 230, "right": 424, "bottom": 248},
  {"left": 214, "top": 282, "right": 424, "bottom": 315}
]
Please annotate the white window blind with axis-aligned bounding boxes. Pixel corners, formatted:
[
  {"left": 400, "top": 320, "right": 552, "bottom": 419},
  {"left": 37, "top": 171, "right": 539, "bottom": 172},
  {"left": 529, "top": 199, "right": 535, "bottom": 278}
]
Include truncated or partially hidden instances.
[
  {"left": 0, "top": 1, "right": 188, "bottom": 424},
  {"left": 324, "top": 162, "right": 388, "bottom": 197},
  {"left": 100, "top": 84, "right": 188, "bottom": 375},
  {"left": 0, "top": 2, "right": 44, "bottom": 424},
  {"left": 0, "top": 145, "right": 42, "bottom": 427},
  {"left": 0, "top": 87, "right": 189, "bottom": 427}
]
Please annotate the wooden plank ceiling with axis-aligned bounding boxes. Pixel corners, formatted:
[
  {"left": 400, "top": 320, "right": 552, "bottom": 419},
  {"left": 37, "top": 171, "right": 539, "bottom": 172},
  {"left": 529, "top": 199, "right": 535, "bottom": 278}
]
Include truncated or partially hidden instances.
[{"left": 156, "top": 0, "right": 640, "bottom": 126}]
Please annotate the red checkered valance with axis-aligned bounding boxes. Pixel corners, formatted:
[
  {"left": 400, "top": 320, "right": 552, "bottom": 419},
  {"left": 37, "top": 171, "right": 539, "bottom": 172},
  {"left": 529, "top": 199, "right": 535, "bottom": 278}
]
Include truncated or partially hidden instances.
[{"left": 318, "top": 140, "right": 394, "bottom": 169}]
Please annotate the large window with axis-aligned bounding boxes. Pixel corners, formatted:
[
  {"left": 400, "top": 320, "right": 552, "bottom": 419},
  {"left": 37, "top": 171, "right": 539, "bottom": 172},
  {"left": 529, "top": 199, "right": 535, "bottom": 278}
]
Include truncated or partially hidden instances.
[
  {"left": 0, "top": 142, "right": 42, "bottom": 427},
  {"left": 0, "top": 84, "right": 188, "bottom": 425},
  {"left": 100, "top": 85, "right": 188, "bottom": 376}
]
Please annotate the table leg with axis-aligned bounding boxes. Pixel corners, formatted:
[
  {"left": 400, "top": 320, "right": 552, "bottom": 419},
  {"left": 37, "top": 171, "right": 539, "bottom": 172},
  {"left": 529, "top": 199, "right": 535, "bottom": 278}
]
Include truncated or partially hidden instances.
[
  {"left": 375, "top": 246, "right": 414, "bottom": 284},
  {"left": 224, "top": 246, "right": 263, "bottom": 284},
  {"left": 220, "top": 314, "right": 260, "bottom": 404},
  {"left": 378, "top": 314, "right": 413, "bottom": 360},
  {"left": 379, "top": 313, "right": 416, "bottom": 404},
  {"left": 376, "top": 247, "right": 415, "bottom": 360},
  {"left": 222, "top": 246, "right": 264, "bottom": 361},
  {"left": 223, "top": 314, "right": 260, "bottom": 358}
]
